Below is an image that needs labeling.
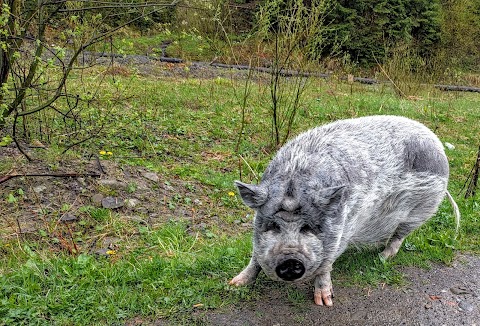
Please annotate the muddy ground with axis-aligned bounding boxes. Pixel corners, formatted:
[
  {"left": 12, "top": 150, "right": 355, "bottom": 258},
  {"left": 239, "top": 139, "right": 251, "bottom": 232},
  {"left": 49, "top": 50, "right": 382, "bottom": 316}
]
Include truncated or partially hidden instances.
[
  {"left": 185, "top": 254, "right": 480, "bottom": 326},
  {"left": 2, "top": 57, "right": 479, "bottom": 326}
]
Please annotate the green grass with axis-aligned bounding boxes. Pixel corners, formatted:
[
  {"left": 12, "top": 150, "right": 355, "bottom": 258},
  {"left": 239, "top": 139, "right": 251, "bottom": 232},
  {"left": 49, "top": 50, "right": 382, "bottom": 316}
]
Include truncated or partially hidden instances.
[
  {"left": 1, "top": 66, "right": 480, "bottom": 325},
  {"left": 0, "top": 223, "right": 254, "bottom": 325},
  {"left": 106, "top": 29, "right": 221, "bottom": 61}
]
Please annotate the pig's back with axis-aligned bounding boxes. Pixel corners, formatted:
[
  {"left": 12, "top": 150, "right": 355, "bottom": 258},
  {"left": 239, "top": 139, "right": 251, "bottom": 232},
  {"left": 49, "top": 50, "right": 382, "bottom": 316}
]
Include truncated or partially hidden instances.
[{"left": 268, "top": 115, "right": 448, "bottom": 185}]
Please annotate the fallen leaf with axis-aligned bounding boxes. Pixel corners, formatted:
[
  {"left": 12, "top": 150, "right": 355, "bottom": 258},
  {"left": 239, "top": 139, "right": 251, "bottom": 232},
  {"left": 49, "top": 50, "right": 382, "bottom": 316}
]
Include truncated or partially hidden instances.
[{"left": 444, "top": 301, "right": 458, "bottom": 307}]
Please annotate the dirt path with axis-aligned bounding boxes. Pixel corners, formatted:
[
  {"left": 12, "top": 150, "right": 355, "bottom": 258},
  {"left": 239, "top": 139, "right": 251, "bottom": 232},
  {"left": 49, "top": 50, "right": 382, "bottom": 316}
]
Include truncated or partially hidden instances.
[{"left": 168, "top": 255, "right": 479, "bottom": 325}]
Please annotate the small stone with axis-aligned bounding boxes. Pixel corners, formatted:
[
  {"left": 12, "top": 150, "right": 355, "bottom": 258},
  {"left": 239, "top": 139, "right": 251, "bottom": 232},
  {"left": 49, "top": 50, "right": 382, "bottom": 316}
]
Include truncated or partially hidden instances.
[
  {"left": 125, "top": 198, "right": 140, "bottom": 208},
  {"left": 33, "top": 185, "right": 47, "bottom": 193},
  {"left": 450, "top": 286, "right": 472, "bottom": 295},
  {"left": 444, "top": 142, "right": 455, "bottom": 150},
  {"left": 142, "top": 172, "right": 159, "bottom": 182},
  {"left": 91, "top": 193, "right": 104, "bottom": 206},
  {"left": 234, "top": 219, "right": 241, "bottom": 224},
  {"left": 102, "top": 196, "right": 124, "bottom": 209},
  {"left": 458, "top": 301, "right": 475, "bottom": 313},
  {"left": 102, "top": 237, "right": 121, "bottom": 247},
  {"left": 425, "top": 302, "right": 433, "bottom": 309},
  {"left": 193, "top": 199, "right": 202, "bottom": 206},
  {"left": 93, "top": 248, "right": 109, "bottom": 256},
  {"left": 60, "top": 213, "right": 78, "bottom": 222}
]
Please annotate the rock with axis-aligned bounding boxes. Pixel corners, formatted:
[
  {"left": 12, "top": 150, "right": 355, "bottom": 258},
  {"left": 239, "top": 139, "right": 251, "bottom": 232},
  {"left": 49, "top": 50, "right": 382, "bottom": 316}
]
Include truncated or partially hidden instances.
[
  {"left": 458, "top": 300, "right": 475, "bottom": 313},
  {"left": 444, "top": 142, "right": 455, "bottom": 150},
  {"left": 93, "top": 248, "right": 108, "bottom": 255},
  {"left": 102, "top": 237, "right": 121, "bottom": 248},
  {"left": 125, "top": 198, "right": 140, "bottom": 208},
  {"left": 98, "top": 179, "right": 127, "bottom": 189},
  {"left": 450, "top": 285, "right": 472, "bottom": 295},
  {"left": 93, "top": 248, "right": 115, "bottom": 256},
  {"left": 60, "top": 213, "right": 78, "bottom": 222},
  {"left": 101, "top": 196, "right": 124, "bottom": 209},
  {"left": 91, "top": 193, "right": 104, "bottom": 206},
  {"left": 33, "top": 185, "right": 47, "bottom": 193},
  {"left": 142, "top": 172, "right": 159, "bottom": 182},
  {"left": 193, "top": 199, "right": 202, "bottom": 206}
]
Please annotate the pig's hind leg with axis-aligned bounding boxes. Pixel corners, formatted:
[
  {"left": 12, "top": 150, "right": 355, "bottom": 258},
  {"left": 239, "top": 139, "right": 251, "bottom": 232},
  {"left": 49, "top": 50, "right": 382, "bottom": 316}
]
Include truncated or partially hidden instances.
[
  {"left": 381, "top": 228, "right": 409, "bottom": 259},
  {"left": 381, "top": 194, "right": 444, "bottom": 259}
]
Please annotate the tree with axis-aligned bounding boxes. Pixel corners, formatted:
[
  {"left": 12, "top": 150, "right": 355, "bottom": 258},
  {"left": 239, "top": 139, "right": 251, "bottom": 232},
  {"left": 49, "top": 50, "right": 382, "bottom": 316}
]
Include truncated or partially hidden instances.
[
  {"left": 0, "top": 0, "right": 178, "bottom": 157},
  {"left": 257, "top": 0, "right": 331, "bottom": 148},
  {"left": 316, "top": 0, "right": 442, "bottom": 63}
]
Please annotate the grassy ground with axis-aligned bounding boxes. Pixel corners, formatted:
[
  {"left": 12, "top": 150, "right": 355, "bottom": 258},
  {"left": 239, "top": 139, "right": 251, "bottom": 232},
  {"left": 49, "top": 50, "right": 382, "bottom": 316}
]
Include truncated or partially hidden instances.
[{"left": 1, "top": 62, "right": 479, "bottom": 325}]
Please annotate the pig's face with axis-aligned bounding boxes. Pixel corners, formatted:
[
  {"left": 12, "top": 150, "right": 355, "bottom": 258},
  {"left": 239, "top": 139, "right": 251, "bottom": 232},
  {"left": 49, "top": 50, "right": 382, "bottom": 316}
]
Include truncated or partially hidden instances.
[
  {"left": 252, "top": 209, "right": 325, "bottom": 282},
  {"left": 235, "top": 180, "right": 345, "bottom": 283}
]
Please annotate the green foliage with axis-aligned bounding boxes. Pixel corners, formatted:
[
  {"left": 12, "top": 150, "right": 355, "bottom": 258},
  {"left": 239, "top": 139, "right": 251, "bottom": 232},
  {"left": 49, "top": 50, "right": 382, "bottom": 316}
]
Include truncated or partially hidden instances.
[
  {"left": 0, "top": 134, "right": 12, "bottom": 146},
  {"left": 71, "top": 0, "right": 177, "bottom": 30},
  {"left": 439, "top": 0, "right": 480, "bottom": 69},
  {"left": 319, "top": 0, "right": 442, "bottom": 64}
]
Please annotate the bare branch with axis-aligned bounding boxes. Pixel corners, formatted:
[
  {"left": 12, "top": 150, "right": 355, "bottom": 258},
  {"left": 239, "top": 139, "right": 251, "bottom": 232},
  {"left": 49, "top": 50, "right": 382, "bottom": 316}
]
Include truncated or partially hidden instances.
[{"left": 0, "top": 172, "right": 101, "bottom": 184}]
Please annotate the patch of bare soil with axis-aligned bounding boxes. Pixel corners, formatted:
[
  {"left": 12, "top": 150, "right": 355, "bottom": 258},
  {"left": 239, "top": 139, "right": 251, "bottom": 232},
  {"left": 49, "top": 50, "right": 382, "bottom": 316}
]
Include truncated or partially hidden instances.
[
  {"left": 164, "top": 255, "right": 479, "bottom": 326},
  {"left": 0, "top": 147, "right": 244, "bottom": 253}
]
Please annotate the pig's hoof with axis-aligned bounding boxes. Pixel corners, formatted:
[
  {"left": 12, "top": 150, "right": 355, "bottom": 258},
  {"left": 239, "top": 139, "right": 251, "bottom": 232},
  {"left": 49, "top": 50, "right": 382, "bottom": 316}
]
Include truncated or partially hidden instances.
[
  {"left": 229, "top": 273, "right": 250, "bottom": 286},
  {"left": 314, "top": 287, "right": 333, "bottom": 306}
]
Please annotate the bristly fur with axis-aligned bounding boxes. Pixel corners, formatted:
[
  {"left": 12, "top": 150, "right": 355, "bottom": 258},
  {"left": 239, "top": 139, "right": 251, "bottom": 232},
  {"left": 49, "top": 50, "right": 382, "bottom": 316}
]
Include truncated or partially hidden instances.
[{"left": 231, "top": 115, "right": 459, "bottom": 306}]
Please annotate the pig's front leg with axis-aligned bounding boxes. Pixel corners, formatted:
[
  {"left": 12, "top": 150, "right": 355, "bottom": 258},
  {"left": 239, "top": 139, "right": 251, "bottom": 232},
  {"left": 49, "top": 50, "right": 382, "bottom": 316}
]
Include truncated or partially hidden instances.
[
  {"left": 229, "top": 257, "right": 261, "bottom": 286},
  {"left": 313, "top": 264, "right": 334, "bottom": 306}
]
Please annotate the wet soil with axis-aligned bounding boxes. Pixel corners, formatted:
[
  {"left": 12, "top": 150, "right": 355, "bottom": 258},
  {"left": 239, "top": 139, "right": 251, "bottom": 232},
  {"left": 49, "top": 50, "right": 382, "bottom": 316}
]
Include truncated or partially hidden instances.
[{"left": 185, "top": 255, "right": 480, "bottom": 326}]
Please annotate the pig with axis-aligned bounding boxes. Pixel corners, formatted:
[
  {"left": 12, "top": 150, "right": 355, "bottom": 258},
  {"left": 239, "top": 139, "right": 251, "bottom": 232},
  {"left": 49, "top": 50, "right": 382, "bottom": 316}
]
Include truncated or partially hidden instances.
[{"left": 229, "top": 115, "right": 460, "bottom": 306}]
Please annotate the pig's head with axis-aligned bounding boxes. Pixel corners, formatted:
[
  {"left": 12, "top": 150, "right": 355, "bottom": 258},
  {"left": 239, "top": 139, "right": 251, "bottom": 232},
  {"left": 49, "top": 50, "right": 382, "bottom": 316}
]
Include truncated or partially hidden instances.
[{"left": 235, "top": 177, "right": 345, "bottom": 283}]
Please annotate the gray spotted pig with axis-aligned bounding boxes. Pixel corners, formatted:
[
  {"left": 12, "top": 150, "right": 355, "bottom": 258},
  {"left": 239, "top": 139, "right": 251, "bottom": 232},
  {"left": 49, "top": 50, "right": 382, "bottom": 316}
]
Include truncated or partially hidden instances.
[{"left": 230, "top": 115, "right": 459, "bottom": 306}]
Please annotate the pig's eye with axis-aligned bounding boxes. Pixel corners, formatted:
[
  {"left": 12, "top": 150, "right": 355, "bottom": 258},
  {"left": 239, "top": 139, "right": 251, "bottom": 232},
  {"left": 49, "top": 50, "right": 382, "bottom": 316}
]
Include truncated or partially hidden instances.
[
  {"left": 264, "top": 221, "right": 281, "bottom": 233},
  {"left": 300, "top": 224, "right": 314, "bottom": 234}
]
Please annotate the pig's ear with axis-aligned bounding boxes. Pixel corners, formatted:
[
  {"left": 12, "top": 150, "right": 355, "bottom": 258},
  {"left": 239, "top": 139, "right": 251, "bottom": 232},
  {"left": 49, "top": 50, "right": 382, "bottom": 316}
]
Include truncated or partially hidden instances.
[
  {"left": 313, "top": 185, "right": 345, "bottom": 207},
  {"left": 234, "top": 181, "right": 268, "bottom": 208}
]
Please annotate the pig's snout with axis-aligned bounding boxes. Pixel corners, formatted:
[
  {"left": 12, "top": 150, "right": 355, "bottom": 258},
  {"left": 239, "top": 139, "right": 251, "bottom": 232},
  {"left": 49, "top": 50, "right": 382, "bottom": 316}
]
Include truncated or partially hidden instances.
[{"left": 275, "top": 259, "right": 305, "bottom": 281}]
